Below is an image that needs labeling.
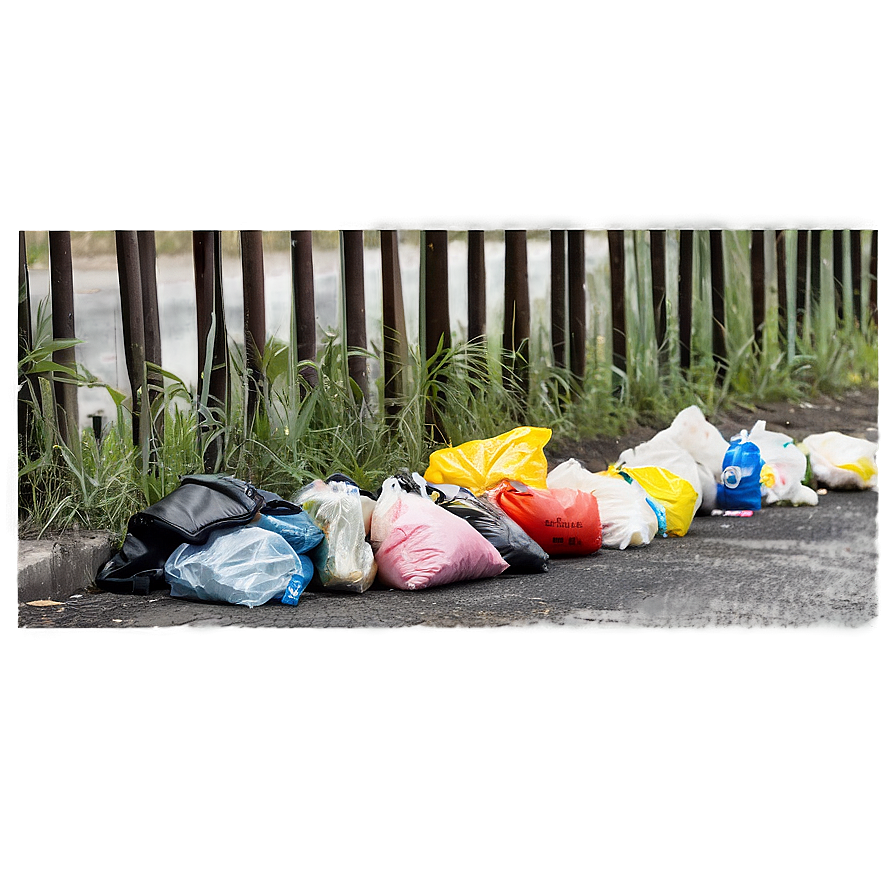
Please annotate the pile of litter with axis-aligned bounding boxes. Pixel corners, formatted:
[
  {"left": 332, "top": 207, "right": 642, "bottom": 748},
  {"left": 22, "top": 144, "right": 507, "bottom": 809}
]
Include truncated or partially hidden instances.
[{"left": 95, "top": 408, "right": 878, "bottom": 607}]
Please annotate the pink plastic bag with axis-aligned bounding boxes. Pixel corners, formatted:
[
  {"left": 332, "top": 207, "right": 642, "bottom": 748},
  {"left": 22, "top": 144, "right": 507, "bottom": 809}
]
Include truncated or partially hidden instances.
[{"left": 371, "top": 478, "right": 509, "bottom": 590}]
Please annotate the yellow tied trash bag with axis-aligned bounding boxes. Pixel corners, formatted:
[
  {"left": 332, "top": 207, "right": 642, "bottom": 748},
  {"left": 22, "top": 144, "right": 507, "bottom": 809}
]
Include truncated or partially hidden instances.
[
  {"left": 424, "top": 426, "right": 552, "bottom": 495},
  {"left": 600, "top": 465, "right": 698, "bottom": 537}
]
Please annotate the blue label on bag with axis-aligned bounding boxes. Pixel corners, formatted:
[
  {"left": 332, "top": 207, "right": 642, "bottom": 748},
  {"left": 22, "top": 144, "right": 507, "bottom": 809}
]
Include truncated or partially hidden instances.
[{"left": 281, "top": 573, "right": 305, "bottom": 606}]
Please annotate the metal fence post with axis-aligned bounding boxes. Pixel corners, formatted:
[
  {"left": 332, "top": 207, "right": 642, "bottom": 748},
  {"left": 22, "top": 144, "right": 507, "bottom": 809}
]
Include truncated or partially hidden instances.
[
  {"left": 750, "top": 229, "right": 765, "bottom": 348},
  {"left": 239, "top": 230, "right": 266, "bottom": 424},
  {"left": 796, "top": 230, "right": 809, "bottom": 338},
  {"left": 137, "top": 231, "right": 163, "bottom": 448},
  {"left": 775, "top": 230, "right": 788, "bottom": 351},
  {"left": 850, "top": 229, "right": 862, "bottom": 326},
  {"left": 467, "top": 230, "right": 486, "bottom": 343},
  {"left": 869, "top": 230, "right": 878, "bottom": 327},
  {"left": 193, "top": 230, "right": 228, "bottom": 471},
  {"left": 49, "top": 231, "right": 79, "bottom": 448},
  {"left": 380, "top": 230, "right": 408, "bottom": 416},
  {"left": 649, "top": 230, "right": 667, "bottom": 363},
  {"left": 18, "top": 231, "right": 36, "bottom": 447},
  {"left": 832, "top": 229, "right": 844, "bottom": 323},
  {"left": 550, "top": 230, "right": 567, "bottom": 369},
  {"left": 709, "top": 230, "right": 726, "bottom": 379},
  {"left": 678, "top": 229, "right": 694, "bottom": 371},
  {"left": 503, "top": 230, "right": 530, "bottom": 399},
  {"left": 607, "top": 229, "right": 626, "bottom": 382},
  {"left": 567, "top": 230, "right": 586, "bottom": 385},
  {"left": 290, "top": 230, "right": 317, "bottom": 388},
  {"left": 342, "top": 230, "right": 369, "bottom": 401},
  {"left": 115, "top": 231, "right": 147, "bottom": 448}
]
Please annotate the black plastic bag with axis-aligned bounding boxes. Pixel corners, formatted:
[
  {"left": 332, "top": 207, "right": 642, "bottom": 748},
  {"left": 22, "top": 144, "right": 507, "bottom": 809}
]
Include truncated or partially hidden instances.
[{"left": 96, "top": 474, "right": 265, "bottom": 594}]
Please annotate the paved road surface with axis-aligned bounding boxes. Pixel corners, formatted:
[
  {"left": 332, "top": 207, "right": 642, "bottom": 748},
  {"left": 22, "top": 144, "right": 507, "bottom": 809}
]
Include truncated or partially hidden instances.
[{"left": 18, "top": 489, "right": 877, "bottom": 628}]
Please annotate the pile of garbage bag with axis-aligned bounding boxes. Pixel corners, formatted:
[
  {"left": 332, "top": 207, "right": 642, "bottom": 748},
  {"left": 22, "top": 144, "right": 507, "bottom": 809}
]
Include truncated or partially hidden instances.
[{"left": 95, "top": 412, "right": 878, "bottom": 607}]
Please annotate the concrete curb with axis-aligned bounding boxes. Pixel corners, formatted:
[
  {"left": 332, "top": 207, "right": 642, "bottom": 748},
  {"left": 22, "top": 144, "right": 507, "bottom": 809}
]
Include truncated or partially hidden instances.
[{"left": 17, "top": 531, "right": 117, "bottom": 603}]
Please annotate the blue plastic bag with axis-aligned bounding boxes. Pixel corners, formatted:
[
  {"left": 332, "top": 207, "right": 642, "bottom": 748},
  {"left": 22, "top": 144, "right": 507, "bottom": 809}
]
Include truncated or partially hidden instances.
[
  {"left": 255, "top": 511, "right": 324, "bottom": 554},
  {"left": 165, "top": 526, "right": 314, "bottom": 607},
  {"left": 716, "top": 435, "right": 763, "bottom": 511}
]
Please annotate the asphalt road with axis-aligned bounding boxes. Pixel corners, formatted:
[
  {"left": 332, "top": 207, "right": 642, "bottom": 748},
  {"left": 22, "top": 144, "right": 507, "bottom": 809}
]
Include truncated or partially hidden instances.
[{"left": 18, "top": 489, "right": 878, "bottom": 628}]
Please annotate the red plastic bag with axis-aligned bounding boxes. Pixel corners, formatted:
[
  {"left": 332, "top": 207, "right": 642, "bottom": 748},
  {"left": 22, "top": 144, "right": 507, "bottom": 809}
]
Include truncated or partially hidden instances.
[{"left": 490, "top": 480, "right": 602, "bottom": 557}]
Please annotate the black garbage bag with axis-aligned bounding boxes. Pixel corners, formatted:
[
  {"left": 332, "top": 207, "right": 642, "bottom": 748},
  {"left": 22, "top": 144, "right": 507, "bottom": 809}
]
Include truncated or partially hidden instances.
[
  {"left": 390, "top": 470, "right": 549, "bottom": 574},
  {"left": 96, "top": 474, "right": 266, "bottom": 594}
]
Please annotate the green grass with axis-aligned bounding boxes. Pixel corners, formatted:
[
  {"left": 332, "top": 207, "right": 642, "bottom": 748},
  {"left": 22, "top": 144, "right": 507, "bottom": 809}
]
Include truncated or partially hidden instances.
[{"left": 18, "top": 229, "right": 877, "bottom": 540}]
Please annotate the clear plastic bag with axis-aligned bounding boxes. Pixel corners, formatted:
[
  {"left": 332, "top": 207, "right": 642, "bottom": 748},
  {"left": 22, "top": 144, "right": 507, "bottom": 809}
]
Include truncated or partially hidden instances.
[
  {"left": 423, "top": 426, "right": 552, "bottom": 495},
  {"left": 801, "top": 431, "right": 878, "bottom": 490},
  {"left": 164, "top": 525, "right": 314, "bottom": 607},
  {"left": 547, "top": 458, "right": 659, "bottom": 549},
  {"left": 371, "top": 478, "right": 508, "bottom": 590},
  {"left": 295, "top": 479, "right": 377, "bottom": 593}
]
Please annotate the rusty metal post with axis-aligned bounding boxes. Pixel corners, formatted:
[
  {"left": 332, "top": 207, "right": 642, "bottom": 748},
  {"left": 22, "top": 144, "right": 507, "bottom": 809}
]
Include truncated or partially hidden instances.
[
  {"left": 869, "top": 230, "right": 878, "bottom": 327},
  {"left": 289, "top": 230, "right": 317, "bottom": 389},
  {"left": 775, "top": 230, "right": 788, "bottom": 349},
  {"left": 503, "top": 230, "right": 530, "bottom": 400},
  {"left": 832, "top": 229, "right": 844, "bottom": 323},
  {"left": 18, "top": 231, "right": 36, "bottom": 446},
  {"left": 796, "top": 230, "right": 808, "bottom": 338},
  {"left": 240, "top": 230, "right": 266, "bottom": 424},
  {"left": 424, "top": 230, "right": 450, "bottom": 360},
  {"left": 421, "top": 230, "right": 450, "bottom": 438},
  {"left": 567, "top": 230, "right": 586, "bottom": 384},
  {"left": 850, "top": 229, "right": 862, "bottom": 326},
  {"left": 193, "top": 231, "right": 228, "bottom": 471},
  {"left": 342, "top": 230, "right": 368, "bottom": 401},
  {"left": 115, "top": 231, "right": 147, "bottom": 448},
  {"left": 607, "top": 229, "right": 626, "bottom": 380},
  {"left": 137, "top": 231, "right": 163, "bottom": 449},
  {"left": 709, "top": 230, "right": 726, "bottom": 379},
  {"left": 48, "top": 231, "right": 79, "bottom": 447},
  {"left": 649, "top": 230, "right": 667, "bottom": 363},
  {"left": 467, "top": 230, "right": 486, "bottom": 343},
  {"left": 550, "top": 230, "right": 567, "bottom": 369},
  {"left": 750, "top": 229, "right": 765, "bottom": 348},
  {"left": 678, "top": 229, "right": 694, "bottom": 371},
  {"left": 380, "top": 230, "right": 408, "bottom": 415}
]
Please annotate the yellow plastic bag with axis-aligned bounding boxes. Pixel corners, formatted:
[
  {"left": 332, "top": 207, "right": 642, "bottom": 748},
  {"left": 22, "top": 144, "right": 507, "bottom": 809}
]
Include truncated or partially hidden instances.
[
  {"left": 601, "top": 465, "right": 698, "bottom": 536},
  {"left": 424, "top": 426, "right": 552, "bottom": 495}
]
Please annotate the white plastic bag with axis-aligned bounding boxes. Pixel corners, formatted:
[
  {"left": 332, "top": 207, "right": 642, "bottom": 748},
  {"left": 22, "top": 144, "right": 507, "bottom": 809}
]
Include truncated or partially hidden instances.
[
  {"left": 617, "top": 429, "right": 712, "bottom": 511},
  {"left": 165, "top": 526, "right": 314, "bottom": 607},
  {"left": 546, "top": 458, "right": 658, "bottom": 549},
  {"left": 371, "top": 477, "right": 508, "bottom": 590},
  {"left": 666, "top": 405, "right": 730, "bottom": 477},
  {"left": 295, "top": 479, "right": 377, "bottom": 592},
  {"left": 745, "top": 421, "right": 818, "bottom": 505},
  {"left": 801, "top": 431, "right": 878, "bottom": 490}
]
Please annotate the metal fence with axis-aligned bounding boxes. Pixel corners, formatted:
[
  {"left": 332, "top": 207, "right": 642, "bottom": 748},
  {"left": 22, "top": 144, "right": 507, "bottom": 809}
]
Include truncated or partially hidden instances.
[{"left": 18, "top": 228, "right": 879, "bottom": 473}]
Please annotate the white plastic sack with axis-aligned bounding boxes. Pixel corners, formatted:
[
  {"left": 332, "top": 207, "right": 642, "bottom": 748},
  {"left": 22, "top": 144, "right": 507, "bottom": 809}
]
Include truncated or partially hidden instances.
[
  {"left": 801, "top": 431, "right": 878, "bottom": 490},
  {"left": 745, "top": 421, "right": 818, "bottom": 505},
  {"left": 371, "top": 477, "right": 508, "bottom": 590},
  {"left": 666, "top": 405, "right": 730, "bottom": 477},
  {"left": 546, "top": 458, "right": 658, "bottom": 549},
  {"left": 295, "top": 479, "right": 377, "bottom": 592},
  {"left": 165, "top": 526, "right": 314, "bottom": 607},
  {"left": 617, "top": 429, "right": 712, "bottom": 511}
]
